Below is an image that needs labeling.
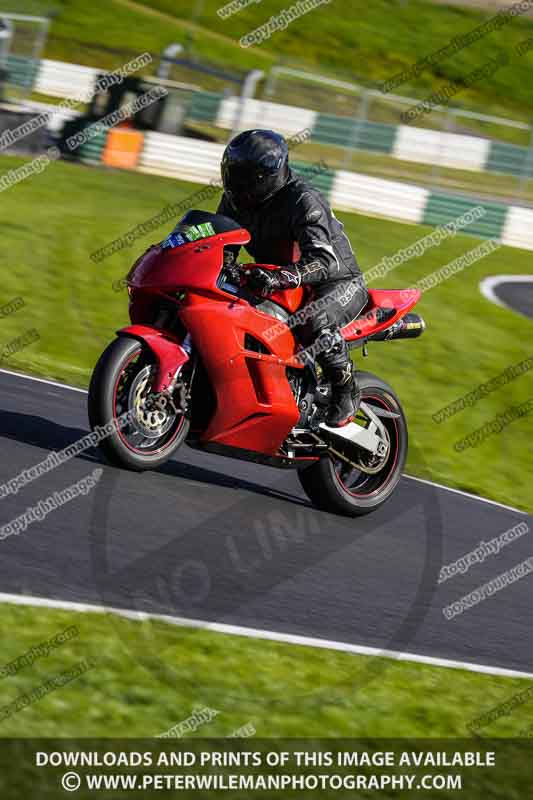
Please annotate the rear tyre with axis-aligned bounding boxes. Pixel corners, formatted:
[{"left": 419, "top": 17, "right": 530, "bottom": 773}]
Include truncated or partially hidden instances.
[
  {"left": 88, "top": 336, "right": 189, "bottom": 471},
  {"left": 298, "top": 371, "right": 407, "bottom": 517}
]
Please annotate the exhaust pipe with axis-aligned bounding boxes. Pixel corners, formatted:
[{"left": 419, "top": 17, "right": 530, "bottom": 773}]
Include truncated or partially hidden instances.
[{"left": 369, "top": 312, "right": 425, "bottom": 342}]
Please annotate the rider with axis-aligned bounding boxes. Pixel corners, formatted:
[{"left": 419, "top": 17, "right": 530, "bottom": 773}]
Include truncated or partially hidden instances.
[{"left": 217, "top": 129, "right": 368, "bottom": 427}]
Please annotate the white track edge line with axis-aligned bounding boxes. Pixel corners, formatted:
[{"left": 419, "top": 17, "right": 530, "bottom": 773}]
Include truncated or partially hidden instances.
[
  {"left": 0, "top": 367, "right": 87, "bottom": 393},
  {"left": 402, "top": 474, "right": 526, "bottom": 515},
  {"left": 1, "top": 368, "right": 529, "bottom": 516},
  {"left": 0, "top": 591, "right": 532, "bottom": 681}
]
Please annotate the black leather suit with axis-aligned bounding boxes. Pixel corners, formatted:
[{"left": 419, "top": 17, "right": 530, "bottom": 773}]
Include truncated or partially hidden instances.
[{"left": 217, "top": 169, "right": 368, "bottom": 396}]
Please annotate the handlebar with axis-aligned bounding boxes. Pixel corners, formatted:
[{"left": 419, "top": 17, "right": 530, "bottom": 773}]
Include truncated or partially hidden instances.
[
  {"left": 222, "top": 261, "right": 281, "bottom": 294},
  {"left": 223, "top": 263, "right": 243, "bottom": 285}
]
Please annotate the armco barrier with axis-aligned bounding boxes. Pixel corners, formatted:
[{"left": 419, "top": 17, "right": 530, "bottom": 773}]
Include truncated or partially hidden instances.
[
  {"left": 330, "top": 170, "right": 429, "bottom": 224},
  {"left": 85, "top": 131, "right": 533, "bottom": 253},
  {"left": 291, "top": 159, "right": 336, "bottom": 197},
  {"left": 215, "top": 96, "right": 317, "bottom": 136},
  {"left": 6, "top": 55, "right": 40, "bottom": 89},
  {"left": 313, "top": 116, "right": 397, "bottom": 154},
  {"left": 78, "top": 128, "right": 108, "bottom": 166},
  {"left": 29, "top": 58, "right": 533, "bottom": 181},
  {"left": 393, "top": 126, "right": 490, "bottom": 172},
  {"left": 487, "top": 141, "right": 533, "bottom": 177},
  {"left": 24, "top": 100, "right": 81, "bottom": 135},
  {"left": 501, "top": 206, "right": 533, "bottom": 249},
  {"left": 422, "top": 194, "right": 508, "bottom": 240},
  {"left": 35, "top": 59, "right": 98, "bottom": 100},
  {"left": 10, "top": 57, "right": 533, "bottom": 252},
  {"left": 201, "top": 90, "right": 531, "bottom": 179},
  {"left": 138, "top": 132, "right": 224, "bottom": 183}
]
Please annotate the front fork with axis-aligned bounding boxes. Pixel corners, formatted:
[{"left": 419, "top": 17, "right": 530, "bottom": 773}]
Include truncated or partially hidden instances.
[{"left": 117, "top": 324, "right": 190, "bottom": 394}]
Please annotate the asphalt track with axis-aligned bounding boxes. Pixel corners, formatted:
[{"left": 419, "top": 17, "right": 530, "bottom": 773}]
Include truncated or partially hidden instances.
[
  {"left": 480, "top": 275, "right": 533, "bottom": 320},
  {"left": 491, "top": 281, "right": 533, "bottom": 320},
  {"left": 0, "top": 369, "right": 531, "bottom": 678}
]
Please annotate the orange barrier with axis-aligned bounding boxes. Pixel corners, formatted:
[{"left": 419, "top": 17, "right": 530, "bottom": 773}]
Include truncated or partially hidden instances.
[{"left": 102, "top": 127, "right": 145, "bottom": 169}]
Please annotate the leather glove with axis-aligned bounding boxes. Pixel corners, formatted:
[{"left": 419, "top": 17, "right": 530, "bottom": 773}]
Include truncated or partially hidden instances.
[
  {"left": 223, "top": 249, "right": 237, "bottom": 268},
  {"left": 245, "top": 267, "right": 283, "bottom": 296},
  {"left": 245, "top": 266, "right": 302, "bottom": 296},
  {"left": 223, "top": 249, "right": 242, "bottom": 285}
]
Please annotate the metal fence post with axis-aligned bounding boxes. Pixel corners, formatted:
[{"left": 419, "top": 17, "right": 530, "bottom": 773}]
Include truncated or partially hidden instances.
[
  {"left": 0, "top": 17, "right": 12, "bottom": 102},
  {"left": 0, "top": 16, "right": 13, "bottom": 66},
  {"left": 230, "top": 69, "right": 264, "bottom": 140},
  {"left": 157, "top": 44, "right": 184, "bottom": 81},
  {"left": 518, "top": 123, "right": 533, "bottom": 201},
  {"left": 263, "top": 66, "right": 279, "bottom": 100},
  {"left": 431, "top": 106, "right": 455, "bottom": 192},
  {"left": 342, "top": 89, "right": 369, "bottom": 171}
]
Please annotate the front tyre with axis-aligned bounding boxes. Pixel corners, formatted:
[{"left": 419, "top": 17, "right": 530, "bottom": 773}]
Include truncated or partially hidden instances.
[
  {"left": 88, "top": 336, "right": 189, "bottom": 471},
  {"left": 298, "top": 371, "right": 407, "bottom": 517}
]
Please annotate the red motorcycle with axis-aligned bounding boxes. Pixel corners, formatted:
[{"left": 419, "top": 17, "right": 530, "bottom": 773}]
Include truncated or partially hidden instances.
[{"left": 88, "top": 211, "right": 425, "bottom": 517}]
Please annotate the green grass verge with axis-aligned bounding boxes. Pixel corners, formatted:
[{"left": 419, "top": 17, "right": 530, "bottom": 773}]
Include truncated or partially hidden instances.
[
  {"left": 0, "top": 602, "right": 531, "bottom": 737},
  {"left": 0, "top": 154, "right": 530, "bottom": 511},
  {"left": 165, "top": 0, "right": 533, "bottom": 124},
  {"left": 6, "top": 0, "right": 533, "bottom": 127}
]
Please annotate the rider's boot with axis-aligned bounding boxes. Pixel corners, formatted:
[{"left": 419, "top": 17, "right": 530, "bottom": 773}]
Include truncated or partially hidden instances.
[{"left": 317, "top": 330, "right": 360, "bottom": 427}]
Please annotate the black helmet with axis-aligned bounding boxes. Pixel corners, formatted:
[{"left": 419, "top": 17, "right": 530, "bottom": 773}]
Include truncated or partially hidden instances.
[{"left": 221, "top": 129, "right": 289, "bottom": 210}]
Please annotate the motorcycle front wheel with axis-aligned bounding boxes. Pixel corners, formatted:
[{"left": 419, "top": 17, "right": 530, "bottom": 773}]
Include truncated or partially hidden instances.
[{"left": 88, "top": 336, "right": 189, "bottom": 471}]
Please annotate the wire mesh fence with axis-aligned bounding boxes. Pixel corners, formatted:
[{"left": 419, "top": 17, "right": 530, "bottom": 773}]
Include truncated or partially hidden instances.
[{"left": 262, "top": 66, "right": 533, "bottom": 205}]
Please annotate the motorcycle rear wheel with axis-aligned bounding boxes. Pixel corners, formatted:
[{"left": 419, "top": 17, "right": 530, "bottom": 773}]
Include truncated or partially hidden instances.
[{"left": 297, "top": 371, "right": 407, "bottom": 517}]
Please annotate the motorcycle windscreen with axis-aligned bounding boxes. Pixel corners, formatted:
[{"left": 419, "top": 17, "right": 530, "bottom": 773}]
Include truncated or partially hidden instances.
[
  {"left": 164, "top": 209, "right": 248, "bottom": 249},
  {"left": 126, "top": 231, "right": 250, "bottom": 292}
]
